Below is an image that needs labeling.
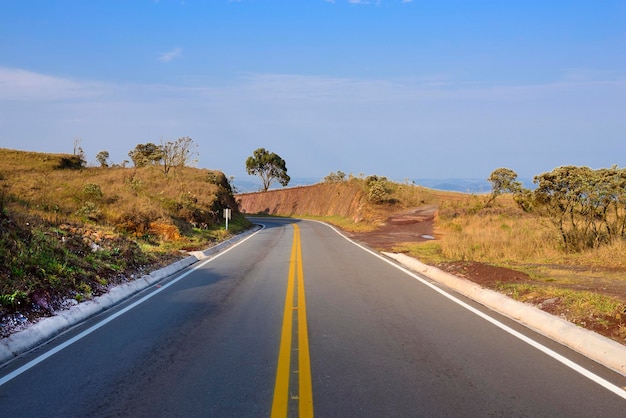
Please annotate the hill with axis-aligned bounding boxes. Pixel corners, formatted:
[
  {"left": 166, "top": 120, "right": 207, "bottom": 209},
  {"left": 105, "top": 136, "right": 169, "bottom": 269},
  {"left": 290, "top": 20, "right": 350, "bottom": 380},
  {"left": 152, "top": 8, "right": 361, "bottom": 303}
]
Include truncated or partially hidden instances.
[
  {"left": 0, "top": 148, "right": 249, "bottom": 336},
  {"left": 238, "top": 182, "right": 368, "bottom": 221},
  {"left": 237, "top": 177, "right": 464, "bottom": 228}
]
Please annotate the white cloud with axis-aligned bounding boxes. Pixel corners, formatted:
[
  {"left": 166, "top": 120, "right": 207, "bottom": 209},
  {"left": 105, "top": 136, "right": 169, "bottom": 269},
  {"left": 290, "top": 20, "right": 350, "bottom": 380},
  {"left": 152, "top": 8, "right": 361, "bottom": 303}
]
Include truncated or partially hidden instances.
[
  {"left": 158, "top": 47, "right": 182, "bottom": 63},
  {"left": 0, "top": 67, "right": 103, "bottom": 100}
]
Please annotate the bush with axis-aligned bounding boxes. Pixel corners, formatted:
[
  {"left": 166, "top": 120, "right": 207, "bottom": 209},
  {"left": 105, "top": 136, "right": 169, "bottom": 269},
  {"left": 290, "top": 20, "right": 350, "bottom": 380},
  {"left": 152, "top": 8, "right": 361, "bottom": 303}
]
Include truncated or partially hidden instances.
[
  {"left": 532, "top": 165, "right": 626, "bottom": 251},
  {"left": 82, "top": 183, "right": 103, "bottom": 200},
  {"left": 324, "top": 171, "right": 346, "bottom": 183},
  {"left": 56, "top": 155, "right": 84, "bottom": 170},
  {"left": 75, "top": 201, "right": 101, "bottom": 221},
  {"left": 365, "top": 175, "right": 390, "bottom": 203}
]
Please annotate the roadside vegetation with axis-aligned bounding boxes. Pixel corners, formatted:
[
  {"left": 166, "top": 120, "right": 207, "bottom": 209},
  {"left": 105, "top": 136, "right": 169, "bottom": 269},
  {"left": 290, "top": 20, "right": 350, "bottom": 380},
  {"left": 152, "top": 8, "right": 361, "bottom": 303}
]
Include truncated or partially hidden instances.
[
  {"left": 0, "top": 146, "right": 250, "bottom": 336},
  {"left": 397, "top": 167, "right": 626, "bottom": 343}
]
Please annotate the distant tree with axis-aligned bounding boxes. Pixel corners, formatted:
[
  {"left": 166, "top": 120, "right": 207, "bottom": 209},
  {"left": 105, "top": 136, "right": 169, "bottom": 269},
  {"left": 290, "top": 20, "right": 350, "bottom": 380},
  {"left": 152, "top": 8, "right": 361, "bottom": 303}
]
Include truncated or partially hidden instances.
[
  {"left": 95, "top": 150, "right": 110, "bottom": 168},
  {"left": 486, "top": 168, "right": 523, "bottom": 206},
  {"left": 229, "top": 176, "right": 240, "bottom": 194},
  {"left": 160, "top": 137, "right": 198, "bottom": 175},
  {"left": 73, "top": 137, "right": 82, "bottom": 156},
  {"left": 324, "top": 171, "right": 346, "bottom": 183},
  {"left": 128, "top": 143, "right": 162, "bottom": 168},
  {"left": 71, "top": 137, "right": 86, "bottom": 167},
  {"left": 245, "top": 148, "right": 290, "bottom": 192}
]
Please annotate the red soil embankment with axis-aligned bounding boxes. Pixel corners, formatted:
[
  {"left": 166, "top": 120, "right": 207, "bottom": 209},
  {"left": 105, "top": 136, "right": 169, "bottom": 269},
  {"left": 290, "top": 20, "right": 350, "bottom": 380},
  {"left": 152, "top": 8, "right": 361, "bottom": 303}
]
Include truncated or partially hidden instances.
[{"left": 236, "top": 183, "right": 368, "bottom": 222}]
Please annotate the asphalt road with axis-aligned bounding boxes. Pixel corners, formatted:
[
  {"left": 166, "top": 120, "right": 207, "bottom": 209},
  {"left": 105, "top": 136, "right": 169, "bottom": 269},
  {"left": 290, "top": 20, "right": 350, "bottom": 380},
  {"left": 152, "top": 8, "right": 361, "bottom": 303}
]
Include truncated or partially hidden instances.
[{"left": 0, "top": 218, "right": 625, "bottom": 417}]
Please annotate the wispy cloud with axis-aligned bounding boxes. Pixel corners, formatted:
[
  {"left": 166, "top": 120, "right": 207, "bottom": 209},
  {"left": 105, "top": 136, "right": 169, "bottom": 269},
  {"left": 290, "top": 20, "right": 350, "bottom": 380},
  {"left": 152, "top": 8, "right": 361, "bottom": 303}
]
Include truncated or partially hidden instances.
[
  {"left": 158, "top": 47, "right": 182, "bottom": 63},
  {"left": 0, "top": 67, "right": 103, "bottom": 100}
]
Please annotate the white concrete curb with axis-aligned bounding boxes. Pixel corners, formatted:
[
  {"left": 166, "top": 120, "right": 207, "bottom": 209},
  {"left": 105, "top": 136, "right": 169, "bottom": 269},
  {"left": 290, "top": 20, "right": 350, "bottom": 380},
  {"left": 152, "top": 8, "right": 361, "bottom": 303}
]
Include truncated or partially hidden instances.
[
  {"left": 0, "top": 226, "right": 261, "bottom": 366},
  {"left": 383, "top": 252, "right": 626, "bottom": 377}
]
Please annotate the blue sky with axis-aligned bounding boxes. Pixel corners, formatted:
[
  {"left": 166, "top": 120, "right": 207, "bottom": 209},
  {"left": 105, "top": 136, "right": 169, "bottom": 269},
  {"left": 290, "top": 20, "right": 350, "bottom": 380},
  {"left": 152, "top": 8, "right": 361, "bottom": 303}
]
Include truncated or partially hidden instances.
[{"left": 1, "top": 0, "right": 625, "bottom": 185}]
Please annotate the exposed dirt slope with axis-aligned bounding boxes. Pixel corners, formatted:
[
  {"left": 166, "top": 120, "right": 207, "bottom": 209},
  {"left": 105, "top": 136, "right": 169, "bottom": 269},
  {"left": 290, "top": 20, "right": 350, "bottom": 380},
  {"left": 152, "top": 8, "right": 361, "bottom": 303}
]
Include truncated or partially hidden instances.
[
  {"left": 238, "top": 183, "right": 369, "bottom": 222},
  {"left": 238, "top": 183, "right": 441, "bottom": 251}
]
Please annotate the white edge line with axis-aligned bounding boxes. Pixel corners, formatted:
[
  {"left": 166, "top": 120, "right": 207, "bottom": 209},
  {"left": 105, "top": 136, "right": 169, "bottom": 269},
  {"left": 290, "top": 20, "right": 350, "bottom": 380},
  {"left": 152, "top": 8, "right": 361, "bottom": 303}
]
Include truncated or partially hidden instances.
[
  {"left": 0, "top": 225, "right": 265, "bottom": 387},
  {"left": 311, "top": 219, "right": 626, "bottom": 400}
]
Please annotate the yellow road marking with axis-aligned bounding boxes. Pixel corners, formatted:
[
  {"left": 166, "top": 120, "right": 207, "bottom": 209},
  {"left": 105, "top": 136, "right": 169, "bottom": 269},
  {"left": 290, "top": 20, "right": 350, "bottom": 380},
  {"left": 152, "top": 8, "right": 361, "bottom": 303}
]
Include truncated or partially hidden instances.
[
  {"left": 271, "top": 224, "right": 314, "bottom": 418},
  {"left": 296, "top": 225, "right": 314, "bottom": 418}
]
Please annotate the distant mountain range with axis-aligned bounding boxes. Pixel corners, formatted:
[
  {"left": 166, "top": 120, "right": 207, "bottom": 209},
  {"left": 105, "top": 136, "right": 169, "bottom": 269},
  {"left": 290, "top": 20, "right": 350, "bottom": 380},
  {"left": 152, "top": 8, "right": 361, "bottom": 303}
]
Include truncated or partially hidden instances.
[{"left": 233, "top": 177, "right": 534, "bottom": 194}]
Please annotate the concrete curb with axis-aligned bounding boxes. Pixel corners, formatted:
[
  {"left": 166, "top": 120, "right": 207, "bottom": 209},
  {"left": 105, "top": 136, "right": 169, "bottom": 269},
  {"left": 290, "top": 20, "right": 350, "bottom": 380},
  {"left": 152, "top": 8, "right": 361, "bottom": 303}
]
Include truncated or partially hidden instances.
[
  {"left": 382, "top": 252, "right": 626, "bottom": 377},
  {"left": 0, "top": 226, "right": 262, "bottom": 367}
]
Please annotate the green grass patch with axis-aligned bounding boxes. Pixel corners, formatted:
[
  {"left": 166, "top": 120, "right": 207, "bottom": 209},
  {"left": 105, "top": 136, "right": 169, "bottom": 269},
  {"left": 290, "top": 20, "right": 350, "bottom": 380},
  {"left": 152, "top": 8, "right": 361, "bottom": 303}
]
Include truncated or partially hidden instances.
[
  {"left": 496, "top": 283, "right": 624, "bottom": 321},
  {"left": 300, "top": 215, "right": 378, "bottom": 233},
  {"left": 391, "top": 241, "right": 445, "bottom": 264}
]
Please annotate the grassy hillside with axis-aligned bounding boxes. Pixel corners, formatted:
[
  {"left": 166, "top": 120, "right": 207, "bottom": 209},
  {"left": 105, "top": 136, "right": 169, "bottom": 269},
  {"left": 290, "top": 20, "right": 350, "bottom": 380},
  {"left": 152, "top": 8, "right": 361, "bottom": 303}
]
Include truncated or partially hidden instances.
[{"left": 0, "top": 148, "right": 250, "bottom": 332}]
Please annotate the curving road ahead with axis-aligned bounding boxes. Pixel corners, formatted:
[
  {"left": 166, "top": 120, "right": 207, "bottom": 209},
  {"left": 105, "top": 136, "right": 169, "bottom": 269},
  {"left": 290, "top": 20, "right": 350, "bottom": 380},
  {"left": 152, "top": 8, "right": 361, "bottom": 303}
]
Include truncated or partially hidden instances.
[{"left": 0, "top": 218, "right": 625, "bottom": 416}]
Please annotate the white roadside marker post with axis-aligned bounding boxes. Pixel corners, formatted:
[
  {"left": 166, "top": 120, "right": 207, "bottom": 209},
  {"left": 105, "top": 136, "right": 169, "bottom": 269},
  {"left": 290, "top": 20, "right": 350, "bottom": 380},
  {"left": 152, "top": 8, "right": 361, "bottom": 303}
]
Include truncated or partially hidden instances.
[{"left": 223, "top": 208, "right": 232, "bottom": 231}]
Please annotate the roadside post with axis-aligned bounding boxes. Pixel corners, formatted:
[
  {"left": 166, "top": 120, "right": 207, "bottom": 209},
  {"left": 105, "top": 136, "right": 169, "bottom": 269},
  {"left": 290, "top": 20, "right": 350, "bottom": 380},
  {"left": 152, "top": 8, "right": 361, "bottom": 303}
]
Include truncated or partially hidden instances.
[{"left": 223, "top": 208, "right": 232, "bottom": 231}]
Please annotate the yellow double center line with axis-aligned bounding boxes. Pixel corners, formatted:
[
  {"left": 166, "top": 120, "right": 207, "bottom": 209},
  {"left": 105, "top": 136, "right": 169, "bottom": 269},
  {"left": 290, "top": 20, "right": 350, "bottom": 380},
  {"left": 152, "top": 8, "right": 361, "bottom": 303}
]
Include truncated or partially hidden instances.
[{"left": 271, "top": 224, "right": 314, "bottom": 418}]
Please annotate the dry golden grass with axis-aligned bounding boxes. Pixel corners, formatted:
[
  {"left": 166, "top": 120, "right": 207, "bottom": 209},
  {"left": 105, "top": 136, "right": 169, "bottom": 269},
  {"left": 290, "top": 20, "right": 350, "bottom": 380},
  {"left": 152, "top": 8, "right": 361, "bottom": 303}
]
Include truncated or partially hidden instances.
[
  {"left": 404, "top": 192, "right": 626, "bottom": 272},
  {"left": 0, "top": 148, "right": 254, "bottom": 329},
  {"left": 0, "top": 148, "right": 244, "bottom": 244},
  {"left": 436, "top": 205, "right": 560, "bottom": 263}
]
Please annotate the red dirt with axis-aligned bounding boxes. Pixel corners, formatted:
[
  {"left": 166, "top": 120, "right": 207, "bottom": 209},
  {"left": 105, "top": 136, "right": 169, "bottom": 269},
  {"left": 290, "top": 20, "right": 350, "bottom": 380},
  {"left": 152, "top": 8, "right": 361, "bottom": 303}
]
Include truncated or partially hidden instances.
[{"left": 347, "top": 206, "right": 438, "bottom": 247}]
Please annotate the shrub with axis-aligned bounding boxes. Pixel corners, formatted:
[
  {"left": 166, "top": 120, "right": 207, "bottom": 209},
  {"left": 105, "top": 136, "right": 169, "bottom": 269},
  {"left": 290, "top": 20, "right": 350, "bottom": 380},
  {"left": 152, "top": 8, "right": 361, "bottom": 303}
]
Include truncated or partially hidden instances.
[
  {"left": 324, "top": 171, "right": 346, "bottom": 183},
  {"left": 56, "top": 155, "right": 84, "bottom": 170},
  {"left": 76, "top": 201, "right": 101, "bottom": 221},
  {"left": 365, "top": 175, "right": 390, "bottom": 203},
  {"left": 0, "top": 290, "right": 27, "bottom": 309},
  {"left": 532, "top": 165, "right": 626, "bottom": 251},
  {"left": 82, "top": 183, "right": 103, "bottom": 200}
]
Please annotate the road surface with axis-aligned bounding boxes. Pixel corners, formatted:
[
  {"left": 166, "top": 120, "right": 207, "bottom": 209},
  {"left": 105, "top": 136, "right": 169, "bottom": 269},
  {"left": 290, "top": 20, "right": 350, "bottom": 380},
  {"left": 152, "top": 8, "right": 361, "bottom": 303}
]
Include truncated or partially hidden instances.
[{"left": 0, "top": 218, "right": 625, "bottom": 416}]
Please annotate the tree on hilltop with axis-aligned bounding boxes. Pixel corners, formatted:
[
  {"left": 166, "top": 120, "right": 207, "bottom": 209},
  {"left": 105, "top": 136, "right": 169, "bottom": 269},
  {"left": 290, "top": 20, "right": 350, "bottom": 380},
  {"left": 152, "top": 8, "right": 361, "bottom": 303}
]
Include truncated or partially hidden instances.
[
  {"left": 160, "top": 137, "right": 198, "bottom": 175},
  {"left": 128, "top": 143, "right": 163, "bottom": 168},
  {"left": 71, "top": 137, "right": 86, "bottom": 167},
  {"left": 245, "top": 148, "right": 290, "bottom": 192},
  {"left": 96, "top": 151, "right": 110, "bottom": 168},
  {"left": 128, "top": 138, "right": 198, "bottom": 174},
  {"left": 487, "top": 167, "right": 523, "bottom": 206}
]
